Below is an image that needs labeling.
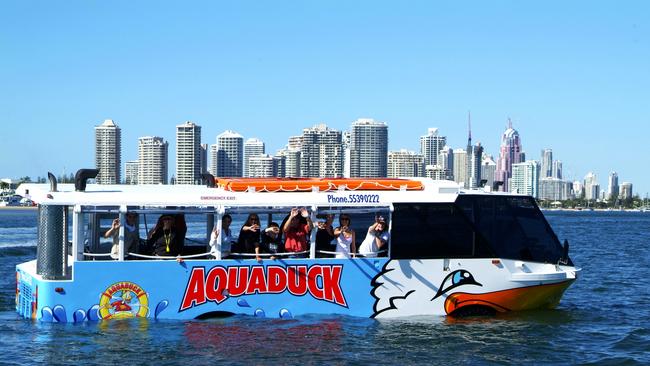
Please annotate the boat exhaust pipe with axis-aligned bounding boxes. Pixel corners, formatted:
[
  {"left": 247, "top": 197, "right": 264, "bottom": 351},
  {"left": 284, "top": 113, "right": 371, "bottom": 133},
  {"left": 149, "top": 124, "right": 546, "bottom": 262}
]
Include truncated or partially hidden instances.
[
  {"left": 75, "top": 169, "right": 99, "bottom": 192},
  {"left": 36, "top": 205, "right": 68, "bottom": 280},
  {"left": 47, "top": 172, "right": 57, "bottom": 192},
  {"left": 202, "top": 173, "right": 215, "bottom": 188}
]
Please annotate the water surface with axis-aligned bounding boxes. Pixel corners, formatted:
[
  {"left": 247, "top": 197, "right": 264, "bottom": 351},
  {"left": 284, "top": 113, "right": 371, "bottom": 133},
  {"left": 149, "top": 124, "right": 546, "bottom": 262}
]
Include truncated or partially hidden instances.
[{"left": 1, "top": 209, "right": 649, "bottom": 365}]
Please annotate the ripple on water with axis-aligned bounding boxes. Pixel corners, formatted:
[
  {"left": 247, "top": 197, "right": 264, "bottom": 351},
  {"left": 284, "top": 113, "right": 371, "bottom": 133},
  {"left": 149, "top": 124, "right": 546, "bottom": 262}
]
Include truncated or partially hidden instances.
[{"left": 0, "top": 211, "right": 649, "bottom": 364}]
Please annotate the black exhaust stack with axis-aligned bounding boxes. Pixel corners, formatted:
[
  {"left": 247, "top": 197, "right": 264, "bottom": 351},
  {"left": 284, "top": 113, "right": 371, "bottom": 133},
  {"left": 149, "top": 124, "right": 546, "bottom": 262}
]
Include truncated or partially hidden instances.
[
  {"left": 47, "top": 172, "right": 58, "bottom": 192},
  {"left": 75, "top": 169, "right": 99, "bottom": 192},
  {"left": 202, "top": 173, "right": 215, "bottom": 188}
]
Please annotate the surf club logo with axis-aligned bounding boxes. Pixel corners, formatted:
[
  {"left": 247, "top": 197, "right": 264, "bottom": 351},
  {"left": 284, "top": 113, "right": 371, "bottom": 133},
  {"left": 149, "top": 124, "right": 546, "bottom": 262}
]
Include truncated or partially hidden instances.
[
  {"left": 180, "top": 264, "right": 348, "bottom": 311},
  {"left": 99, "top": 281, "right": 149, "bottom": 319}
]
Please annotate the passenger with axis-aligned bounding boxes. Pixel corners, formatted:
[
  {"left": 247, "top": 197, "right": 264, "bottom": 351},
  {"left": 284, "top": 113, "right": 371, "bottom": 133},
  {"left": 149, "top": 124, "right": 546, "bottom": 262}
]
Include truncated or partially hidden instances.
[
  {"left": 333, "top": 214, "right": 356, "bottom": 258},
  {"left": 209, "top": 214, "right": 235, "bottom": 259},
  {"left": 147, "top": 214, "right": 183, "bottom": 257},
  {"left": 105, "top": 211, "right": 140, "bottom": 260},
  {"left": 148, "top": 213, "right": 187, "bottom": 253},
  {"left": 358, "top": 216, "right": 390, "bottom": 258},
  {"left": 315, "top": 214, "right": 336, "bottom": 258},
  {"left": 282, "top": 207, "right": 312, "bottom": 258},
  {"left": 235, "top": 213, "right": 261, "bottom": 257},
  {"left": 256, "top": 222, "right": 283, "bottom": 261}
]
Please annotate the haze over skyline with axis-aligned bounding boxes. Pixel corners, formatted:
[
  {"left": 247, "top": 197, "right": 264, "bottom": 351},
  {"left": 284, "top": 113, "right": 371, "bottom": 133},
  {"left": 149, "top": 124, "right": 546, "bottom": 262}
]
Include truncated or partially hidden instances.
[{"left": 1, "top": 1, "right": 648, "bottom": 195}]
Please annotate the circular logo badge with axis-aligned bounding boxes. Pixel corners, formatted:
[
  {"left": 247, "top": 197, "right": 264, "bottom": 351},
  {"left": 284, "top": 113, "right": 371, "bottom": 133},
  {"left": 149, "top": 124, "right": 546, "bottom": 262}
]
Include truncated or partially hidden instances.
[{"left": 99, "top": 282, "right": 149, "bottom": 319}]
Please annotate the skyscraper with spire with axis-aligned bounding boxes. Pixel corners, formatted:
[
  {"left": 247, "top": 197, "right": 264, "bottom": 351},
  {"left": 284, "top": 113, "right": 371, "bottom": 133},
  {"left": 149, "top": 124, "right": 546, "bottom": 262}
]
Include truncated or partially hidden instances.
[
  {"left": 465, "top": 112, "right": 483, "bottom": 189},
  {"left": 494, "top": 119, "right": 524, "bottom": 191}
]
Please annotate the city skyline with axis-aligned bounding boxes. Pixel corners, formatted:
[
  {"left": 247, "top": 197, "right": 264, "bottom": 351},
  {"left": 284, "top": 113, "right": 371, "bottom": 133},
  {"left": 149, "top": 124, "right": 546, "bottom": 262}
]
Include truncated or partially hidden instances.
[
  {"left": 88, "top": 119, "right": 636, "bottom": 201},
  {"left": 1, "top": 2, "right": 648, "bottom": 195}
]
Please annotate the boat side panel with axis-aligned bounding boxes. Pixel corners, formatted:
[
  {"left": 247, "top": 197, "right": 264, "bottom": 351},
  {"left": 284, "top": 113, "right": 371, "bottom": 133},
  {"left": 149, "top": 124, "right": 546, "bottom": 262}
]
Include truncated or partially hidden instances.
[{"left": 16, "top": 258, "right": 578, "bottom": 321}]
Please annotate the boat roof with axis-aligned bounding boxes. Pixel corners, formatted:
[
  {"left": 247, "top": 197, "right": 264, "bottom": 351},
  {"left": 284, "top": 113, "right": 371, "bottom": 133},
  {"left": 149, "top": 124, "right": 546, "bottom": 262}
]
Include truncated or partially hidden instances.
[{"left": 16, "top": 178, "right": 516, "bottom": 208}]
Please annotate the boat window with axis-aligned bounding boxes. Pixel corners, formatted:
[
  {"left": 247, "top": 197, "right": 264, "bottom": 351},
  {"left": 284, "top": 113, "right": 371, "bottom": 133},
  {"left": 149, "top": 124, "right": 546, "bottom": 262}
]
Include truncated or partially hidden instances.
[
  {"left": 455, "top": 195, "right": 568, "bottom": 264},
  {"left": 80, "top": 206, "right": 121, "bottom": 261},
  {"left": 79, "top": 206, "right": 217, "bottom": 261},
  {"left": 390, "top": 203, "right": 492, "bottom": 259},
  {"left": 314, "top": 206, "right": 391, "bottom": 258}
]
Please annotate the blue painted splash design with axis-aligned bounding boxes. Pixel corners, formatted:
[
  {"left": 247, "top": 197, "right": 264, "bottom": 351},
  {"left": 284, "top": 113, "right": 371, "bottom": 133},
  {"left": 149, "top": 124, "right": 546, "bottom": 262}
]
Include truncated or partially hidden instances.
[
  {"left": 279, "top": 308, "right": 292, "bottom": 319},
  {"left": 52, "top": 305, "right": 67, "bottom": 323},
  {"left": 154, "top": 300, "right": 169, "bottom": 319},
  {"left": 41, "top": 307, "right": 53, "bottom": 323},
  {"left": 87, "top": 305, "right": 100, "bottom": 321},
  {"left": 73, "top": 309, "right": 86, "bottom": 323},
  {"left": 254, "top": 308, "right": 266, "bottom": 318},
  {"left": 237, "top": 298, "right": 251, "bottom": 308}
]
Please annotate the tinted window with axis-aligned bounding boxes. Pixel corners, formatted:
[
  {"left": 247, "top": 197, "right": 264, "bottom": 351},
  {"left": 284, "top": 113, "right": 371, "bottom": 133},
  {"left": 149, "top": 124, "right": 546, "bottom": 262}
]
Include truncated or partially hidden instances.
[
  {"left": 456, "top": 195, "right": 567, "bottom": 264},
  {"left": 391, "top": 203, "right": 492, "bottom": 259}
]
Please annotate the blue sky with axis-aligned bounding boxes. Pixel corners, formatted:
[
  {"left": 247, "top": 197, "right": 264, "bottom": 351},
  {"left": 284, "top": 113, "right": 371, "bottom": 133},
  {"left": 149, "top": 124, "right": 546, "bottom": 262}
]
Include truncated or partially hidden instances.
[{"left": 1, "top": 1, "right": 648, "bottom": 196}]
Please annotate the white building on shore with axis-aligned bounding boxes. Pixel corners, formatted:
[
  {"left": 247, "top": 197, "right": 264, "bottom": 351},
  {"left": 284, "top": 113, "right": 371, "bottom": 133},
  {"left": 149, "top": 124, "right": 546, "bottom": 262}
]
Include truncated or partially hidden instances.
[{"left": 94, "top": 119, "right": 121, "bottom": 185}]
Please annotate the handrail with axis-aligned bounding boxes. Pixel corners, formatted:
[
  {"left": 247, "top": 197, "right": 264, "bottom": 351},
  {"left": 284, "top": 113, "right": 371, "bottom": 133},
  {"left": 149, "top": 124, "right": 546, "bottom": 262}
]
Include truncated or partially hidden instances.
[
  {"left": 83, "top": 249, "right": 385, "bottom": 260},
  {"left": 83, "top": 252, "right": 113, "bottom": 258},
  {"left": 316, "top": 249, "right": 388, "bottom": 257},
  {"left": 127, "top": 252, "right": 213, "bottom": 260},
  {"left": 228, "top": 250, "right": 310, "bottom": 257}
]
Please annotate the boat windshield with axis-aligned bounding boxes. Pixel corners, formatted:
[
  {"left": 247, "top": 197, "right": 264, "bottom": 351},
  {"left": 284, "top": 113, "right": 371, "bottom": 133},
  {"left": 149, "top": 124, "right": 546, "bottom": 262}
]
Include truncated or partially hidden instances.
[{"left": 455, "top": 195, "right": 569, "bottom": 264}]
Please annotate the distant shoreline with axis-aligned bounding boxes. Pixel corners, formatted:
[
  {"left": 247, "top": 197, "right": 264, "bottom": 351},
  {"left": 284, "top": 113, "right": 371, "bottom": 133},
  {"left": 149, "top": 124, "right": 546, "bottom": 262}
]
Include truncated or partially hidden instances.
[{"left": 541, "top": 208, "right": 648, "bottom": 212}]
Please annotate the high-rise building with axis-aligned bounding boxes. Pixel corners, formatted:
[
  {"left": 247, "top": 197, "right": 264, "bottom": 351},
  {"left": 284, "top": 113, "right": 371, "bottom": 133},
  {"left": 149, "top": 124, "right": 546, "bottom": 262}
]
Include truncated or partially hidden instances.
[
  {"left": 342, "top": 131, "right": 351, "bottom": 178},
  {"left": 495, "top": 120, "right": 525, "bottom": 191},
  {"left": 552, "top": 160, "right": 563, "bottom": 179},
  {"left": 541, "top": 149, "right": 553, "bottom": 178},
  {"left": 287, "top": 135, "right": 303, "bottom": 150},
  {"left": 175, "top": 121, "right": 202, "bottom": 185},
  {"left": 539, "top": 177, "right": 568, "bottom": 201},
  {"left": 584, "top": 172, "right": 599, "bottom": 201},
  {"left": 619, "top": 182, "right": 633, "bottom": 200},
  {"left": 200, "top": 144, "right": 208, "bottom": 178},
  {"left": 481, "top": 155, "right": 497, "bottom": 190},
  {"left": 125, "top": 160, "right": 138, "bottom": 185},
  {"left": 510, "top": 160, "right": 540, "bottom": 197},
  {"left": 214, "top": 130, "right": 244, "bottom": 177},
  {"left": 425, "top": 165, "right": 447, "bottom": 180},
  {"left": 464, "top": 114, "right": 483, "bottom": 189},
  {"left": 274, "top": 155, "right": 286, "bottom": 178},
  {"left": 248, "top": 154, "right": 278, "bottom": 178},
  {"left": 276, "top": 147, "right": 301, "bottom": 178},
  {"left": 300, "top": 124, "right": 343, "bottom": 178},
  {"left": 349, "top": 118, "right": 388, "bottom": 177},
  {"left": 138, "top": 136, "right": 168, "bottom": 184},
  {"left": 607, "top": 172, "right": 619, "bottom": 201},
  {"left": 244, "top": 138, "right": 265, "bottom": 177},
  {"left": 438, "top": 146, "right": 454, "bottom": 181},
  {"left": 387, "top": 150, "right": 424, "bottom": 178},
  {"left": 94, "top": 119, "right": 121, "bottom": 184},
  {"left": 209, "top": 145, "right": 216, "bottom": 176},
  {"left": 573, "top": 181, "right": 584, "bottom": 198},
  {"left": 452, "top": 148, "right": 467, "bottom": 186},
  {"left": 420, "top": 128, "right": 446, "bottom": 167},
  {"left": 466, "top": 140, "right": 484, "bottom": 189}
]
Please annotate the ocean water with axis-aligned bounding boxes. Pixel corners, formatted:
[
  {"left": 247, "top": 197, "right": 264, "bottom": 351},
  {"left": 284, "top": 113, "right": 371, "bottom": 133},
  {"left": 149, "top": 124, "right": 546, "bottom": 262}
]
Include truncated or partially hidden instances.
[{"left": 1, "top": 209, "right": 649, "bottom": 365}]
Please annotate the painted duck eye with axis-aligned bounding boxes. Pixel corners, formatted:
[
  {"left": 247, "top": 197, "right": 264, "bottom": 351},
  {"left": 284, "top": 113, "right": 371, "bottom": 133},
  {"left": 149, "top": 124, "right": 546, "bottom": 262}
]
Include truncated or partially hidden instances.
[{"left": 432, "top": 270, "right": 482, "bottom": 301}]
